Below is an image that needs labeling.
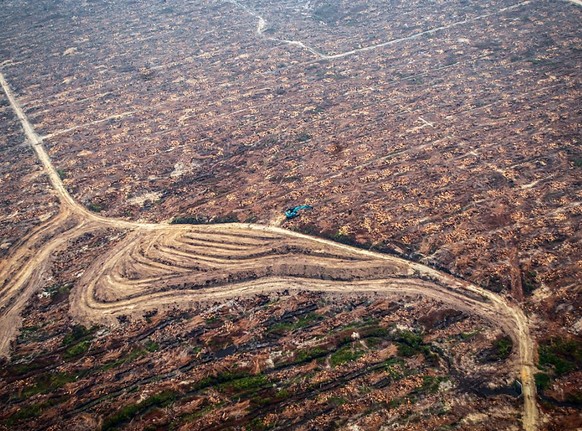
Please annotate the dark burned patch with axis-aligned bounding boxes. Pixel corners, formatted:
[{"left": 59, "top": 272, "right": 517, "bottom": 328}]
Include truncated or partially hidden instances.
[
  {"left": 477, "top": 336, "right": 513, "bottom": 363},
  {"left": 265, "top": 303, "right": 318, "bottom": 328},
  {"left": 214, "top": 344, "right": 237, "bottom": 359},
  {"left": 483, "top": 274, "right": 506, "bottom": 293},
  {"left": 115, "top": 64, "right": 136, "bottom": 74},
  {"left": 456, "top": 376, "right": 521, "bottom": 398},
  {"left": 419, "top": 308, "right": 467, "bottom": 331},
  {"left": 0, "top": 355, "right": 59, "bottom": 382}
]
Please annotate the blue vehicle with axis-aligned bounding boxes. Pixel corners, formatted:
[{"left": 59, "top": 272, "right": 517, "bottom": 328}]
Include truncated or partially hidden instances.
[{"left": 285, "top": 205, "right": 313, "bottom": 220}]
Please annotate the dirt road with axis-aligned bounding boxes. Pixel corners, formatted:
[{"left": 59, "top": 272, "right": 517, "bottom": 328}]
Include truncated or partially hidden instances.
[
  {"left": 226, "top": 0, "right": 532, "bottom": 61},
  {"left": 0, "top": 67, "right": 539, "bottom": 431}
]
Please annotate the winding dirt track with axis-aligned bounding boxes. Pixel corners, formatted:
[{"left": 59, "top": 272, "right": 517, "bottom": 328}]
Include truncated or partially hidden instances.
[
  {"left": 0, "top": 67, "right": 539, "bottom": 430},
  {"left": 226, "top": 0, "right": 533, "bottom": 61}
]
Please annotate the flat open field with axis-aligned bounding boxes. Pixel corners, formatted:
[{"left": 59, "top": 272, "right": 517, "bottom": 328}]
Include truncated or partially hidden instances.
[{"left": 0, "top": 0, "right": 581, "bottom": 430}]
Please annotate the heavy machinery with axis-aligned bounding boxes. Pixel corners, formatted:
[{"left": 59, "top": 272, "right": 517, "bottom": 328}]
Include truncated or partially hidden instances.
[{"left": 284, "top": 205, "right": 313, "bottom": 220}]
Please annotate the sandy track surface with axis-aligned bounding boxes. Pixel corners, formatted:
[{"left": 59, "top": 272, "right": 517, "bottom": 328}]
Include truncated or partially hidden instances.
[
  {"left": 0, "top": 208, "right": 83, "bottom": 356},
  {"left": 0, "top": 64, "right": 538, "bottom": 431}
]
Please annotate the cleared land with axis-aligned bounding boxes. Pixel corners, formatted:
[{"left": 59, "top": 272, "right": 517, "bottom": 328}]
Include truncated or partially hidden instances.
[
  {"left": 0, "top": 0, "right": 577, "bottom": 299},
  {"left": 1, "top": 0, "right": 581, "bottom": 429},
  {"left": 0, "top": 69, "right": 537, "bottom": 429}
]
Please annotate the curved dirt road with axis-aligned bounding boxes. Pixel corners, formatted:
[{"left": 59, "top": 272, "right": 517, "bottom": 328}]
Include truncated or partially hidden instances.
[{"left": 0, "top": 69, "right": 538, "bottom": 431}]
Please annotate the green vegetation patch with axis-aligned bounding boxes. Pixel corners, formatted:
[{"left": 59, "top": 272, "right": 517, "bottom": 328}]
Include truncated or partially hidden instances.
[
  {"left": 327, "top": 396, "right": 347, "bottom": 407},
  {"left": 6, "top": 358, "right": 52, "bottom": 376},
  {"left": 221, "top": 374, "right": 268, "bottom": 392},
  {"left": 493, "top": 336, "right": 513, "bottom": 360},
  {"left": 102, "top": 390, "right": 178, "bottom": 431},
  {"left": 538, "top": 337, "right": 582, "bottom": 376},
  {"left": 338, "top": 317, "right": 380, "bottom": 331},
  {"left": 458, "top": 330, "right": 480, "bottom": 341},
  {"left": 363, "top": 326, "right": 389, "bottom": 337},
  {"left": 246, "top": 417, "right": 273, "bottom": 431},
  {"left": 144, "top": 340, "right": 159, "bottom": 352},
  {"left": 522, "top": 271, "right": 539, "bottom": 294},
  {"left": 44, "top": 282, "right": 72, "bottom": 300},
  {"left": 292, "top": 346, "right": 329, "bottom": 365},
  {"left": 383, "top": 357, "right": 405, "bottom": 379},
  {"left": 534, "top": 372, "right": 551, "bottom": 391},
  {"left": 179, "top": 402, "right": 222, "bottom": 424},
  {"left": 418, "top": 376, "right": 448, "bottom": 394},
  {"left": 101, "top": 347, "right": 148, "bottom": 371},
  {"left": 268, "top": 312, "right": 323, "bottom": 335},
  {"left": 330, "top": 344, "right": 364, "bottom": 367},
  {"left": 394, "top": 330, "right": 425, "bottom": 357},
  {"left": 193, "top": 370, "right": 270, "bottom": 396},
  {"left": 275, "top": 388, "right": 291, "bottom": 400},
  {"left": 21, "top": 372, "right": 78, "bottom": 399},
  {"left": 64, "top": 340, "right": 91, "bottom": 359},
  {"left": 388, "top": 396, "right": 404, "bottom": 409},
  {"left": 16, "top": 326, "right": 41, "bottom": 344},
  {"left": 478, "top": 336, "right": 513, "bottom": 362},
  {"left": 529, "top": 337, "right": 581, "bottom": 397},
  {"left": 2, "top": 402, "right": 48, "bottom": 426},
  {"left": 62, "top": 324, "right": 94, "bottom": 346},
  {"left": 87, "top": 201, "right": 104, "bottom": 212},
  {"left": 267, "top": 321, "right": 294, "bottom": 334},
  {"left": 61, "top": 325, "right": 97, "bottom": 360}
]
